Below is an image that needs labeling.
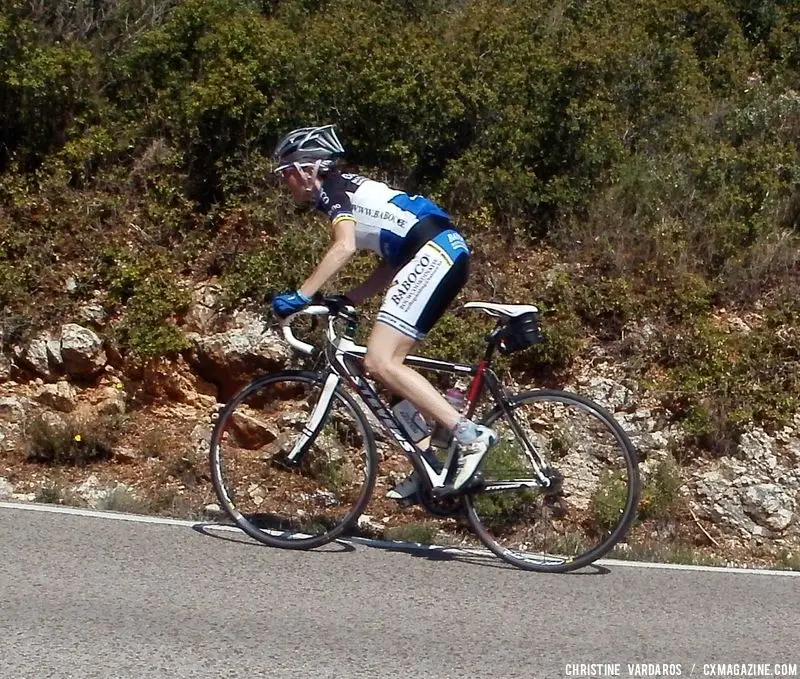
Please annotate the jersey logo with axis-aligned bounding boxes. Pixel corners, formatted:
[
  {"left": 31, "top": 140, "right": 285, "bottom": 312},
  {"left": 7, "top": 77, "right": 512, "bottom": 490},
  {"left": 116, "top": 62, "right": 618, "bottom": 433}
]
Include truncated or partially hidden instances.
[{"left": 341, "top": 173, "right": 367, "bottom": 186}]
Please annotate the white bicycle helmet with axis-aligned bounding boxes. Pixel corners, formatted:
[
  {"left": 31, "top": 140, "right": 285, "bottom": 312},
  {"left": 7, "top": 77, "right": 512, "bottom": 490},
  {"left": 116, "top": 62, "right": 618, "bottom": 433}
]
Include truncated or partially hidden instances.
[{"left": 273, "top": 124, "right": 345, "bottom": 173}]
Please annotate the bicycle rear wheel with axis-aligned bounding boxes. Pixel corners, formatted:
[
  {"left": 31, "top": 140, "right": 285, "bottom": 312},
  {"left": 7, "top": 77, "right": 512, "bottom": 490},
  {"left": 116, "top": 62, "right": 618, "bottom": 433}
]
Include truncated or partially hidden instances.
[
  {"left": 465, "top": 389, "right": 640, "bottom": 572},
  {"left": 209, "top": 370, "right": 378, "bottom": 549}
]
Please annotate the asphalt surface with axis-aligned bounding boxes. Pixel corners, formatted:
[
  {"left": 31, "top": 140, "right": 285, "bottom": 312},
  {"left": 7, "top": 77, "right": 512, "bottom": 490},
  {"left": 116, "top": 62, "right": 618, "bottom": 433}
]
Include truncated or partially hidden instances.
[{"left": 1, "top": 505, "right": 798, "bottom": 679}]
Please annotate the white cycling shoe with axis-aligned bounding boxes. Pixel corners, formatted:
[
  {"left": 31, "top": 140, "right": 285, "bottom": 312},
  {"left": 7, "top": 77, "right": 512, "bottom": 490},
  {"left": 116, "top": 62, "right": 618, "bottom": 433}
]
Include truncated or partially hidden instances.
[
  {"left": 450, "top": 426, "right": 498, "bottom": 489},
  {"left": 387, "top": 427, "right": 498, "bottom": 499}
]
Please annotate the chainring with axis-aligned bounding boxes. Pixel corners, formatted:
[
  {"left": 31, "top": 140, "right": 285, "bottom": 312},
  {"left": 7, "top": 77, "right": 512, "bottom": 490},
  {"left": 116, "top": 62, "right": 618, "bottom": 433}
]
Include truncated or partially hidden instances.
[{"left": 417, "top": 487, "right": 465, "bottom": 517}]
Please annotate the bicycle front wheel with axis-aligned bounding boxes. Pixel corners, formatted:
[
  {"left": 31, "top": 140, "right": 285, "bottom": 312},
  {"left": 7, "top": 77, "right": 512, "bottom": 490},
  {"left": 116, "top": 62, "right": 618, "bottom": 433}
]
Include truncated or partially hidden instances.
[
  {"left": 465, "top": 389, "right": 640, "bottom": 572},
  {"left": 209, "top": 370, "right": 378, "bottom": 549}
]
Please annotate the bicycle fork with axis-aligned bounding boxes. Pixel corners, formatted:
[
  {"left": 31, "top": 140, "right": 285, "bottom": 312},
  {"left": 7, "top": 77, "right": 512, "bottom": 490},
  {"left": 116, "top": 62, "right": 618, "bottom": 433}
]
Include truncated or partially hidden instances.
[{"left": 282, "top": 371, "right": 341, "bottom": 466}]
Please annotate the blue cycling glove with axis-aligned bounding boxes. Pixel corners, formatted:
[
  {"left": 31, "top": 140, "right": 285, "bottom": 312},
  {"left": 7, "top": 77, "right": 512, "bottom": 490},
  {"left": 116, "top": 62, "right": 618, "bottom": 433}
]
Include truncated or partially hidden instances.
[{"left": 272, "top": 290, "right": 311, "bottom": 319}]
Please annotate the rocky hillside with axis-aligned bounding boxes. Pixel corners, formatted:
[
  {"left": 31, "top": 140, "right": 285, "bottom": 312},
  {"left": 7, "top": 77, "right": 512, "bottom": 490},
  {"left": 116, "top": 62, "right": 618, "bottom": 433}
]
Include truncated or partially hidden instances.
[
  {"left": 1, "top": 282, "right": 799, "bottom": 567},
  {"left": 1, "top": 0, "right": 799, "bottom": 566}
]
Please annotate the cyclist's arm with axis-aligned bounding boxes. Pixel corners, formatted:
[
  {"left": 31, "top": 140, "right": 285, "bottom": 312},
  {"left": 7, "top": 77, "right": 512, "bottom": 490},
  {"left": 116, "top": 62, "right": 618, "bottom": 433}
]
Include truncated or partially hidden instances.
[
  {"left": 345, "top": 259, "right": 399, "bottom": 304},
  {"left": 297, "top": 218, "right": 356, "bottom": 298}
]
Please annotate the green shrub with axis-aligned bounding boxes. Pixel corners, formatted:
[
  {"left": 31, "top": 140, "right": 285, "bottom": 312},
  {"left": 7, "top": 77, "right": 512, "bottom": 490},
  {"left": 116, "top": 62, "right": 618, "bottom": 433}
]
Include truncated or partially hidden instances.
[
  {"left": 26, "top": 413, "right": 122, "bottom": 466},
  {"left": 220, "top": 214, "right": 330, "bottom": 306},
  {"left": 420, "top": 312, "right": 489, "bottom": 364},
  {"left": 639, "top": 457, "right": 683, "bottom": 521},
  {"left": 510, "top": 313, "right": 585, "bottom": 379},
  {"left": 775, "top": 550, "right": 800, "bottom": 572},
  {"left": 113, "top": 272, "right": 191, "bottom": 359},
  {"left": 0, "top": 11, "right": 98, "bottom": 171},
  {"left": 384, "top": 522, "right": 440, "bottom": 545},
  {"left": 473, "top": 439, "right": 538, "bottom": 524},
  {"left": 34, "top": 481, "right": 82, "bottom": 506},
  {"left": 593, "top": 470, "right": 631, "bottom": 532},
  {"left": 656, "top": 310, "right": 800, "bottom": 454},
  {"left": 139, "top": 428, "right": 172, "bottom": 459},
  {"left": 595, "top": 457, "right": 682, "bottom": 530}
]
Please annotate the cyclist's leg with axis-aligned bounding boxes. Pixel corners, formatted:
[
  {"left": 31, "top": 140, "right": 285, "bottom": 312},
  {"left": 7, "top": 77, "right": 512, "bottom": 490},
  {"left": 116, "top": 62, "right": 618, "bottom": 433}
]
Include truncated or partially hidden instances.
[
  {"left": 367, "top": 229, "right": 497, "bottom": 491},
  {"left": 365, "top": 228, "right": 470, "bottom": 428},
  {"left": 364, "top": 322, "right": 460, "bottom": 429}
]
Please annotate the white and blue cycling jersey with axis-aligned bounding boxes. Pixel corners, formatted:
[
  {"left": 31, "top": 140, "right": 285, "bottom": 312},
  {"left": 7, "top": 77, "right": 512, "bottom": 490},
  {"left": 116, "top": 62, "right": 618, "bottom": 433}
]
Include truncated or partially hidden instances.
[
  {"left": 316, "top": 171, "right": 458, "bottom": 266},
  {"left": 315, "top": 170, "right": 471, "bottom": 340}
]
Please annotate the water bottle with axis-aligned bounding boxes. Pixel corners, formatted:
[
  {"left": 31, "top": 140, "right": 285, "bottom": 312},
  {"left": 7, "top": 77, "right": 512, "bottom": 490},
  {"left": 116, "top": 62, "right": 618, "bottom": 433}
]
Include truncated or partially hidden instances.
[
  {"left": 392, "top": 398, "right": 429, "bottom": 443},
  {"left": 430, "top": 387, "right": 467, "bottom": 448}
]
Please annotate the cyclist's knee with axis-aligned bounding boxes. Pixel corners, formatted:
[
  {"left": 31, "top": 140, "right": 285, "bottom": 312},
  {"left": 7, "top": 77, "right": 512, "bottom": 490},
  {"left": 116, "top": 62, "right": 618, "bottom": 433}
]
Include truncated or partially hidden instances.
[
  {"left": 364, "top": 350, "right": 397, "bottom": 383},
  {"left": 364, "top": 351, "right": 384, "bottom": 380}
]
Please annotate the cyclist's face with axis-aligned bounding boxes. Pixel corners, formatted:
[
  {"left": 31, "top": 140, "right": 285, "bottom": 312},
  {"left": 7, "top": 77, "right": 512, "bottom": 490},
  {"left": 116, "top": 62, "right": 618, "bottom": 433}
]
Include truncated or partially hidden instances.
[{"left": 280, "top": 168, "right": 314, "bottom": 206}]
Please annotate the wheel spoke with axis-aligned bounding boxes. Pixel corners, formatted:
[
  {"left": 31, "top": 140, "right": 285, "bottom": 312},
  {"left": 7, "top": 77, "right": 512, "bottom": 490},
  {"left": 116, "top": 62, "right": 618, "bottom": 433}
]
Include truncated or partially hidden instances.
[
  {"left": 209, "top": 372, "right": 377, "bottom": 549},
  {"left": 465, "top": 390, "right": 640, "bottom": 572}
]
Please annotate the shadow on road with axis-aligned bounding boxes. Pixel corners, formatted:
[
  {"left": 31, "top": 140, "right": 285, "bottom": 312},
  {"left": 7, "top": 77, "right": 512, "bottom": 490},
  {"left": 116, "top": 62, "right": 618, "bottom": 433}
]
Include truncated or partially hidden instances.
[
  {"left": 191, "top": 522, "right": 356, "bottom": 554},
  {"left": 344, "top": 536, "right": 610, "bottom": 575},
  {"left": 192, "top": 521, "right": 609, "bottom": 574}
]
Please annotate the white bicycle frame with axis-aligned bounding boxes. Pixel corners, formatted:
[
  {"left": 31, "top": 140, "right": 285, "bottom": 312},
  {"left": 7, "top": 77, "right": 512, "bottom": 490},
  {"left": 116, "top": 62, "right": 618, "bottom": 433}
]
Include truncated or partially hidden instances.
[{"left": 279, "top": 305, "right": 553, "bottom": 492}]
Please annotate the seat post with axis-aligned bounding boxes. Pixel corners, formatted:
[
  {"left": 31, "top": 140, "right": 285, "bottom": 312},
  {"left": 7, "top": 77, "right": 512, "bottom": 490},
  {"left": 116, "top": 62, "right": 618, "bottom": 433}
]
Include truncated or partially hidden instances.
[{"left": 482, "top": 329, "right": 498, "bottom": 363}]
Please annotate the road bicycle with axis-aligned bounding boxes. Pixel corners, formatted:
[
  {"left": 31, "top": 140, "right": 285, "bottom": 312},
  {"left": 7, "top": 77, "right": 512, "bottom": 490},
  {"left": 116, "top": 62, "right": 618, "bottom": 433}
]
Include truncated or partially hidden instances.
[{"left": 209, "top": 298, "right": 640, "bottom": 572}]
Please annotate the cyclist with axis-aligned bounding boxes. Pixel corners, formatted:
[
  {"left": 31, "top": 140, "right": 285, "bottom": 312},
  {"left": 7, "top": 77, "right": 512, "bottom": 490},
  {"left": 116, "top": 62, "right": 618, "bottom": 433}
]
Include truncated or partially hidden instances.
[{"left": 270, "top": 124, "right": 497, "bottom": 498}]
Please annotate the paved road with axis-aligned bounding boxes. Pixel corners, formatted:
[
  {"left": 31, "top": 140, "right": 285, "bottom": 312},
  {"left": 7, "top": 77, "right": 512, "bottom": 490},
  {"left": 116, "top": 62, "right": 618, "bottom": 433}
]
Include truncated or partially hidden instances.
[{"left": 1, "top": 505, "right": 798, "bottom": 679}]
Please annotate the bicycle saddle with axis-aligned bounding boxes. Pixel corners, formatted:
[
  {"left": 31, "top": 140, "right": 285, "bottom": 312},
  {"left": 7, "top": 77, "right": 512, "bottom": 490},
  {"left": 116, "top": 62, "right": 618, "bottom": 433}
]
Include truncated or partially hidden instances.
[{"left": 463, "top": 302, "right": 539, "bottom": 317}]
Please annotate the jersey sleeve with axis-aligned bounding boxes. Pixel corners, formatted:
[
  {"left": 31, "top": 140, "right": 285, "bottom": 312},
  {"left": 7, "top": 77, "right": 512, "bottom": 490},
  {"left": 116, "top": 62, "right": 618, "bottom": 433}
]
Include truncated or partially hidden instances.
[{"left": 317, "top": 173, "right": 355, "bottom": 226}]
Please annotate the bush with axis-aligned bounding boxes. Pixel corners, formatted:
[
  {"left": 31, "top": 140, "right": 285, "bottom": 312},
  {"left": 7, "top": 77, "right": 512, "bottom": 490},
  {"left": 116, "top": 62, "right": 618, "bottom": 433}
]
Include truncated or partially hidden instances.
[
  {"left": 110, "top": 266, "right": 191, "bottom": 360},
  {"left": 2, "top": 0, "right": 799, "bottom": 452},
  {"left": 98, "top": 486, "right": 149, "bottom": 514},
  {"left": 26, "top": 412, "right": 122, "bottom": 465},
  {"left": 34, "top": 481, "right": 83, "bottom": 506},
  {"left": 384, "top": 522, "right": 440, "bottom": 545},
  {"left": 639, "top": 457, "right": 683, "bottom": 521},
  {"left": 594, "top": 457, "right": 682, "bottom": 531},
  {"left": 420, "top": 312, "right": 489, "bottom": 365},
  {"left": 593, "top": 471, "right": 631, "bottom": 532},
  {"left": 655, "top": 310, "right": 800, "bottom": 454},
  {"left": 219, "top": 213, "right": 331, "bottom": 306}
]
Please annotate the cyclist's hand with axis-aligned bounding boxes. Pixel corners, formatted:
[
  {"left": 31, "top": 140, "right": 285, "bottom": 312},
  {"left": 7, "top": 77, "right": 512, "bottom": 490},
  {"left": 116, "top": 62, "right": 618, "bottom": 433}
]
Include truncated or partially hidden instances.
[
  {"left": 324, "top": 294, "right": 355, "bottom": 316},
  {"left": 271, "top": 290, "right": 311, "bottom": 319}
]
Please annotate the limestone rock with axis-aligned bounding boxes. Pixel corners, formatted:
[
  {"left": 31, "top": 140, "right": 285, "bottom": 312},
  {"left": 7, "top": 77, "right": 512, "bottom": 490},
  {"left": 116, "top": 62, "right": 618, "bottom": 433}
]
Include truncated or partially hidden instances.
[
  {"left": 60, "top": 324, "right": 106, "bottom": 378},
  {"left": 0, "top": 350, "right": 10, "bottom": 381},
  {"left": 141, "top": 355, "right": 216, "bottom": 408},
  {"left": 0, "top": 477, "right": 13, "bottom": 499},
  {"left": 0, "top": 396, "right": 30, "bottom": 452},
  {"left": 581, "top": 375, "right": 636, "bottom": 412},
  {"left": 187, "top": 311, "right": 291, "bottom": 399},
  {"left": 228, "top": 407, "right": 278, "bottom": 449},
  {"left": 93, "top": 386, "right": 127, "bottom": 416},
  {"left": 12, "top": 331, "right": 62, "bottom": 380},
  {"left": 35, "top": 381, "right": 78, "bottom": 413},
  {"left": 77, "top": 304, "right": 108, "bottom": 327},
  {"left": 183, "top": 282, "right": 224, "bottom": 334},
  {"left": 741, "top": 483, "right": 795, "bottom": 532}
]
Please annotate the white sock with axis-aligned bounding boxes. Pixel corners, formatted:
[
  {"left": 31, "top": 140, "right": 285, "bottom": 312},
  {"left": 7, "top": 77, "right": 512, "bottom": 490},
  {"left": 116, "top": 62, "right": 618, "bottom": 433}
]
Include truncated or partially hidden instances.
[{"left": 452, "top": 417, "right": 479, "bottom": 444}]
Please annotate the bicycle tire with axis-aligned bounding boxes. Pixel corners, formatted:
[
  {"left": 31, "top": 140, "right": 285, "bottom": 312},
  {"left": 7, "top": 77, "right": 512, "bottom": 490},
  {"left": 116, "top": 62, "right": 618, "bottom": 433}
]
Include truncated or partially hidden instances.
[
  {"left": 465, "top": 388, "right": 640, "bottom": 573},
  {"left": 209, "top": 370, "right": 378, "bottom": 550}
]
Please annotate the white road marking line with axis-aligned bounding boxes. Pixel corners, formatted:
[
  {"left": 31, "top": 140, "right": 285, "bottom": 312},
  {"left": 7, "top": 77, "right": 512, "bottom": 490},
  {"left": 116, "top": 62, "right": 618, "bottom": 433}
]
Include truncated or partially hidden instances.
[{"left": 3, "top": 500, "right": 799, "bottom": 577}]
